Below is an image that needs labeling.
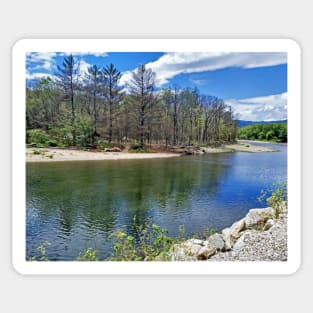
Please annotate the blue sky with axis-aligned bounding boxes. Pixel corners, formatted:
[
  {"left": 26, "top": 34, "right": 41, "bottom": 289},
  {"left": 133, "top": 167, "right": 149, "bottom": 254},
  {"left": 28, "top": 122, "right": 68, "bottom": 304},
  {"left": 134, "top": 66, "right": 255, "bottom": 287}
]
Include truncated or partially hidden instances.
[{"left": 26, "top": 51, "right": 287, "bottom": 121}]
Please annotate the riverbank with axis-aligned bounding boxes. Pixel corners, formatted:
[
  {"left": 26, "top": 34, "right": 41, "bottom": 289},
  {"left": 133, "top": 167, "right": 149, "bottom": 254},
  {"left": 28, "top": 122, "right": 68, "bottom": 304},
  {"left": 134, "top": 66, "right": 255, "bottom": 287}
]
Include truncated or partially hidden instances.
[
  {"left": 185, "top": 141, "right": 278, "bottom": 154},
  {"left": 159, "top": 202, "right": 287, "bottom": 261},
  {"left": 26, "top": 148, "right": 181, "bottom": 162},
  {"left": 26, "top": 140, "right": 277, "bottom": 162}
]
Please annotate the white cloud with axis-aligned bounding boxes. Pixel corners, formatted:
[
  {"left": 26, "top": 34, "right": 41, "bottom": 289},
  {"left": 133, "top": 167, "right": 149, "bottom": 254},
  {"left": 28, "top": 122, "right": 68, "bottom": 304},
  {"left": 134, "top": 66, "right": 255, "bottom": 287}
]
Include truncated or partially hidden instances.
[
  {"left": 26, "top": 71, "right": 55, "bottom": 81},
  {"left": 57, "top": 52, "right": 108, "bottom": 57},
  {"left": 26, "top": 52, "right": 57, "bottom": 71},
  {"left": 225, "top": 92, "right": 287, "bottom": 121},
  {"left": 119, "top": 70, "right": 132, "bottom": 87},
  {"left": 142, "top": 52, "right": 287, "bottom": 86},
  {"left": 77, "top": 59, "right": 91, "bottom": 75}
]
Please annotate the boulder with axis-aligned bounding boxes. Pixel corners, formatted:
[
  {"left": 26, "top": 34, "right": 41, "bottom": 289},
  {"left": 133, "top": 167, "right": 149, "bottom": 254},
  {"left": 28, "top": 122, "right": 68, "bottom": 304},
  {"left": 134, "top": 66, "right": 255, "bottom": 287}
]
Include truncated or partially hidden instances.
[
  {"left": 229, "top": 218, "right": 246, "bottom": 239},
  {"left": 222, "top": 228, "right": 232, "bottom": 250},
  {"left": 170, "top": 238, "right": 216, "bottom": 261},
  {"left": 263, "top": 219, "right": 275, "bottom": 231},
  {"left": 189, "top": 239, "right": 205, "bottom": 245},
  {"left": 222, "top": 218, "right": 246, "bottom": 250},
  {"left": 171, "top": 243, "right": 199, "bottom": 261},
  {"left": 232, "top": 232, "right": 248, "bottom": 251},
  {"left": 196, "top": 244, "right": 217, "bottom": 260},
  {"left": 207, "top": 233, "right": 225, "bottom": 251},
  {"left": 245, "top": 207, "right": 275, "bottom": 229}
]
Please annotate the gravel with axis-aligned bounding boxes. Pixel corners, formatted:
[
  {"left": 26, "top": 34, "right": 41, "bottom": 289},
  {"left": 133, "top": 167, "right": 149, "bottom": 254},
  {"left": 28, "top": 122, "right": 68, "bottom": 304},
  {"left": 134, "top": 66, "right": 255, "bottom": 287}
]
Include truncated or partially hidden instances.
[{"left": 209, "top": 213, "right": 287, "bottom": 262}]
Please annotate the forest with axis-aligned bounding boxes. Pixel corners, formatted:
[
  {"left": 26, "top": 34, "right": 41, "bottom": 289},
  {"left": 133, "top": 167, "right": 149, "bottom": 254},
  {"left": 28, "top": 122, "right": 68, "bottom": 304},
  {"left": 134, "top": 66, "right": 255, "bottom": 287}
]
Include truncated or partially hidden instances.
[
  {"left": 238, "top": 123, "right": 287, "bottom": 143},
  {"left": 26, "top": 55, "right": 237, "bottom": 150}
]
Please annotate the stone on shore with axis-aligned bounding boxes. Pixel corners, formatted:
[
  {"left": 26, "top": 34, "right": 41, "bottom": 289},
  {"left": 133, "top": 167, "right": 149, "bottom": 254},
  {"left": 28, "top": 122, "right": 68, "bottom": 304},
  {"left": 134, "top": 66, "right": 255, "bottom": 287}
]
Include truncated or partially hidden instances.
[
  {"left": 171, "top": 239, "right": 216, "bottom": 261},
  {"left": 196, "top": 245, "right": 217, "bottom": 260},
  {"left": 222, "top": 218, "right": 246, "bottom": 249},
  {"left": 207, "top": 233, "right": 225, "bottom": 251},
  {"left": 245, "top": 207, "right": 275, "bottom": 229},
  {"left": 164, "top": 206, "right": 287, "bottom": 262}
]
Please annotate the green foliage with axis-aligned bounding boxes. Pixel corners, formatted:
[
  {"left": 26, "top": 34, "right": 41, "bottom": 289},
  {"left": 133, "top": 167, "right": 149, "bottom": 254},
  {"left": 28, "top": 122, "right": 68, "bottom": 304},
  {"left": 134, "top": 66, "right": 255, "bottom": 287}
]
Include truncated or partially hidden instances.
[
  {"left": 75, "top": 248, "right": 98, "bottom": 261},
  {"left": 34, "top": 241, "right": 51, "bottom": 261},
  {"left": 238, "top": 123, "right": 287, "bottom": 143},
  {"left": 97, "top": 140, "right": 125, "bottom": 150},
  {"left": 74, "top": 115, "right": 94, "bottom": 146},
  {"left": 110, "top": 218, "right": 173, "bottom": 261},
  {"left": 27, "top": 129, "right": 50, "bottom": 145},
  {"left": 128, "top": 144, "right": 148, "bottom": 153},
  {"left": 258, "top": 180, "right": 287, "bottom": 219}
]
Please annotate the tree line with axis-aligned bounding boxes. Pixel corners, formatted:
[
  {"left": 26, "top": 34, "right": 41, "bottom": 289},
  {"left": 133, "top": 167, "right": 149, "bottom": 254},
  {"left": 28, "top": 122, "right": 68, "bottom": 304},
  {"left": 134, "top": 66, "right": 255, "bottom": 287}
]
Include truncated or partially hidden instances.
[
  {"left": 238, "top": 123, "right": 287, "bottom": 143},
  {"left": 26, "top": 54, "right": 237, "bottom": 149}
]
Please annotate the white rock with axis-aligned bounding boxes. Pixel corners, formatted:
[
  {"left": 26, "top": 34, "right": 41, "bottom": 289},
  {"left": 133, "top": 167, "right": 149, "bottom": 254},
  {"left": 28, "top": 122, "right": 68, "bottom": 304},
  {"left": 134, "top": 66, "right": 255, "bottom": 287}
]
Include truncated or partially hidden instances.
[
  {"left": 245, "top": 207, "right": 275, "bottom": 229},
  {"left": 230, "top": 218, "right": 246, "bottom": 239},
  {"left": 222, "top": 228, "right": 232, "bottom": 250},
  {"left": 207, "top": 233, "right": 225, "bottom": 251},
  {"left": 189, "top": 239, "right": 205, "bottom": 246},
  {"left": 196, "top": 244, "right": 217, "bottom": 260}
]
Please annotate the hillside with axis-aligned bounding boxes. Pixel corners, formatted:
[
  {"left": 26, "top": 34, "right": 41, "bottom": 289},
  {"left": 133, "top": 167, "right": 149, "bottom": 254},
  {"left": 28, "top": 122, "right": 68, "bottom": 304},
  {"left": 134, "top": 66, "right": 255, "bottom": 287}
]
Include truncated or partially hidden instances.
[{"left": 236, "top": 120, "right": 287, "bottom": 128}]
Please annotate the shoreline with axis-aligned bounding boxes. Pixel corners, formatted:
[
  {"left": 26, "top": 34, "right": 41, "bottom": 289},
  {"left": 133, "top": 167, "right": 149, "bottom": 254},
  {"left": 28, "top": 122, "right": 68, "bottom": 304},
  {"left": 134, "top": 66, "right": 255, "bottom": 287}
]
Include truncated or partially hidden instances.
[
  {"left": 161, "top": 203, "right": 287, "bottom": 262},
  {"left": 26, "top": 141, "right": 278, "bottom": 162},
  {"left": 26, "top": 148, "right": 181, "bottom": 162}
]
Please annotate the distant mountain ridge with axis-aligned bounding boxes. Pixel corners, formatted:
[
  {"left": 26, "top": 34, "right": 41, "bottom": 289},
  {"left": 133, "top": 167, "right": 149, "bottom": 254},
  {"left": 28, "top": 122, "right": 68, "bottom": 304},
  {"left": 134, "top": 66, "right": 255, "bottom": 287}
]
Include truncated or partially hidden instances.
[{"left": 236, "top": 120, "right": 287, "bottom": 128}]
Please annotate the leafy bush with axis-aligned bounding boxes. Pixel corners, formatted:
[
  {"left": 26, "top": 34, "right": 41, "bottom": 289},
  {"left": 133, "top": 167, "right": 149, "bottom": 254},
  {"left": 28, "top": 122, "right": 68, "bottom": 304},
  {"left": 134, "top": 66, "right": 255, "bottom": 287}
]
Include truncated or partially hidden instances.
[
  {"left": 75, "top": 248, "right": 98, "bottom": 261},
  {"left": 28, "top": 241, "right": 51, "bottom": 261},
  {"left": 110, "top": 218, "right": 173, "bottom": 261},
  {"left": 258, "top": 180, "right": 287, "bottom": 219},
  {"left": 27, "top": 129, "right": 50, "bottom": 145}
]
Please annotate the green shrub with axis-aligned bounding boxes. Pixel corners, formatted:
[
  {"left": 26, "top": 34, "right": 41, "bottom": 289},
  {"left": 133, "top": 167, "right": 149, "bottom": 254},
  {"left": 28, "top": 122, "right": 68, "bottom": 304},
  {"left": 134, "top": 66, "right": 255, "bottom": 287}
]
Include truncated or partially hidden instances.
[
  {"left": 258, "top": 180, "right": 287, "bottom": 219},
  {"left": 110, "top": 218, "right": 173, "bottom": 261},
  {"left": 47, "top": 139, "right": 58, "bottom": 147},
  {"left": 27, "top": 129, "right": 50, "bottom": 145},
  {"left": 75, "top": 248, "right": 98, "bottom": 261}
]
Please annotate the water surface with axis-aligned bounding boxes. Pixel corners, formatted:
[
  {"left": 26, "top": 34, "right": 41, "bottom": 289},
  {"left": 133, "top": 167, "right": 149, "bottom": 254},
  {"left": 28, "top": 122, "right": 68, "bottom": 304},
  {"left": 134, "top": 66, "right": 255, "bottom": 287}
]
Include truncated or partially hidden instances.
[{"left": 26, "top": 142, "right": 287, "bottom": 260}]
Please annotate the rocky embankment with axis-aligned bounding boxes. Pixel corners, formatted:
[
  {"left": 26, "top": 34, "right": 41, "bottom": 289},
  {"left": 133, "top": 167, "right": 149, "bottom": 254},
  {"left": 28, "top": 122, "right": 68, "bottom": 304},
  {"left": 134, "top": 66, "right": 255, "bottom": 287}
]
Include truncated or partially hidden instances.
[{"left": 163, "top": 204, "right": 287, "bottom": 262}]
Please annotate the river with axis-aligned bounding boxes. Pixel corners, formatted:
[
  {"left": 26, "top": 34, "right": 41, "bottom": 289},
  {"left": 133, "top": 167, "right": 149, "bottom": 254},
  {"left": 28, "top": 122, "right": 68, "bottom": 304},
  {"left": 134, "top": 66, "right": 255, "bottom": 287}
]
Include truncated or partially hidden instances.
[{"left": 26, "top": 142, "right": 287, "bottom": 260}]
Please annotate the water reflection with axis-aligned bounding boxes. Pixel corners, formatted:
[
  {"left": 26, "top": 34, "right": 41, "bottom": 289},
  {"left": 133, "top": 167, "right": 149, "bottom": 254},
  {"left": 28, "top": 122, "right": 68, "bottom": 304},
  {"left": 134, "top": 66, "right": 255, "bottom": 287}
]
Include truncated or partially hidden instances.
[{"left": 26, "top": 144, "right": 286, "bottom": 260}]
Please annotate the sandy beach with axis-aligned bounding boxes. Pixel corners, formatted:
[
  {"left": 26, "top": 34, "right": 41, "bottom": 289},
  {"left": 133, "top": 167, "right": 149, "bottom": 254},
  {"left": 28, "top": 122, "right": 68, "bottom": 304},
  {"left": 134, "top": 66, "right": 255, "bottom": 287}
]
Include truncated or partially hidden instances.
[
  {"left": 26, "top": 148, "right": 181, "bottom": 162},
  {"left": 26, "top": 141, "right": 278, "bottom": 162}
]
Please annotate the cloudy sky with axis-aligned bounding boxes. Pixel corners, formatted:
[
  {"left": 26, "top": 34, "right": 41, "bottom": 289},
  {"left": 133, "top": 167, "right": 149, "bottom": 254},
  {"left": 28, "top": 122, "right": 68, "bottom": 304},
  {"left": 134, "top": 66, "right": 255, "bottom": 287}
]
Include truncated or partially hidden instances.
[{"left": 26, "top": 51, "right": 287, "bottom": 121}]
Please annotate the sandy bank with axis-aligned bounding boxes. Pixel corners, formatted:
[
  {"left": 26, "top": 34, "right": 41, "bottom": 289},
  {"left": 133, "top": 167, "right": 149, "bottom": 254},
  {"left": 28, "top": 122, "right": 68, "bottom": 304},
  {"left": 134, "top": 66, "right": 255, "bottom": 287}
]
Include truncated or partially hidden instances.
[
  {"left": 26, "top": 148, "right": 181, "bottom": 162},
  {"left": 201, "top": 142, "right": 278, "bottom": 154}
]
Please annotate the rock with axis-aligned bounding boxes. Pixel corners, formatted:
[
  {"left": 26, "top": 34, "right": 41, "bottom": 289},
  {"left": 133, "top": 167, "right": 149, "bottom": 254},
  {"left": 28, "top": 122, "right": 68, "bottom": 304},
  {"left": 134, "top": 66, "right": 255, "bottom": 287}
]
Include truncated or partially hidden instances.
[
  {"left": 263, "top": 219, "right": 275, "bottom": 231},
  {"left": 170, "top": 243, "right": 199, "bottom": 261},
  {"left": 221, "top": 218, "right": 246, "bottom": 250},
  {"left": 229, "top": 218, "right": 246, "bottom": 239},
  {"left": 170, "top": 238, "right": 217, "bottom": 261},
  {"left": 222, "top": 228, "right": 232, "bottom": 250},
  {"left": 207, "top": 233, "right": 225, "bottom": 251},
  {"left": 245, "top": 207, "right": 275, "bottom": 229},
  {"left": 104, "top": 147, "right": 122, "bottom": 152},
  {"left": 189, "top": 238, "right": 205, "bottom": 245},
  {"left": 232, "top": 232, "right": 248, "bottom": 251},
  {"left": 196, "top": 244, "right": 217, "bottom": 260}
]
